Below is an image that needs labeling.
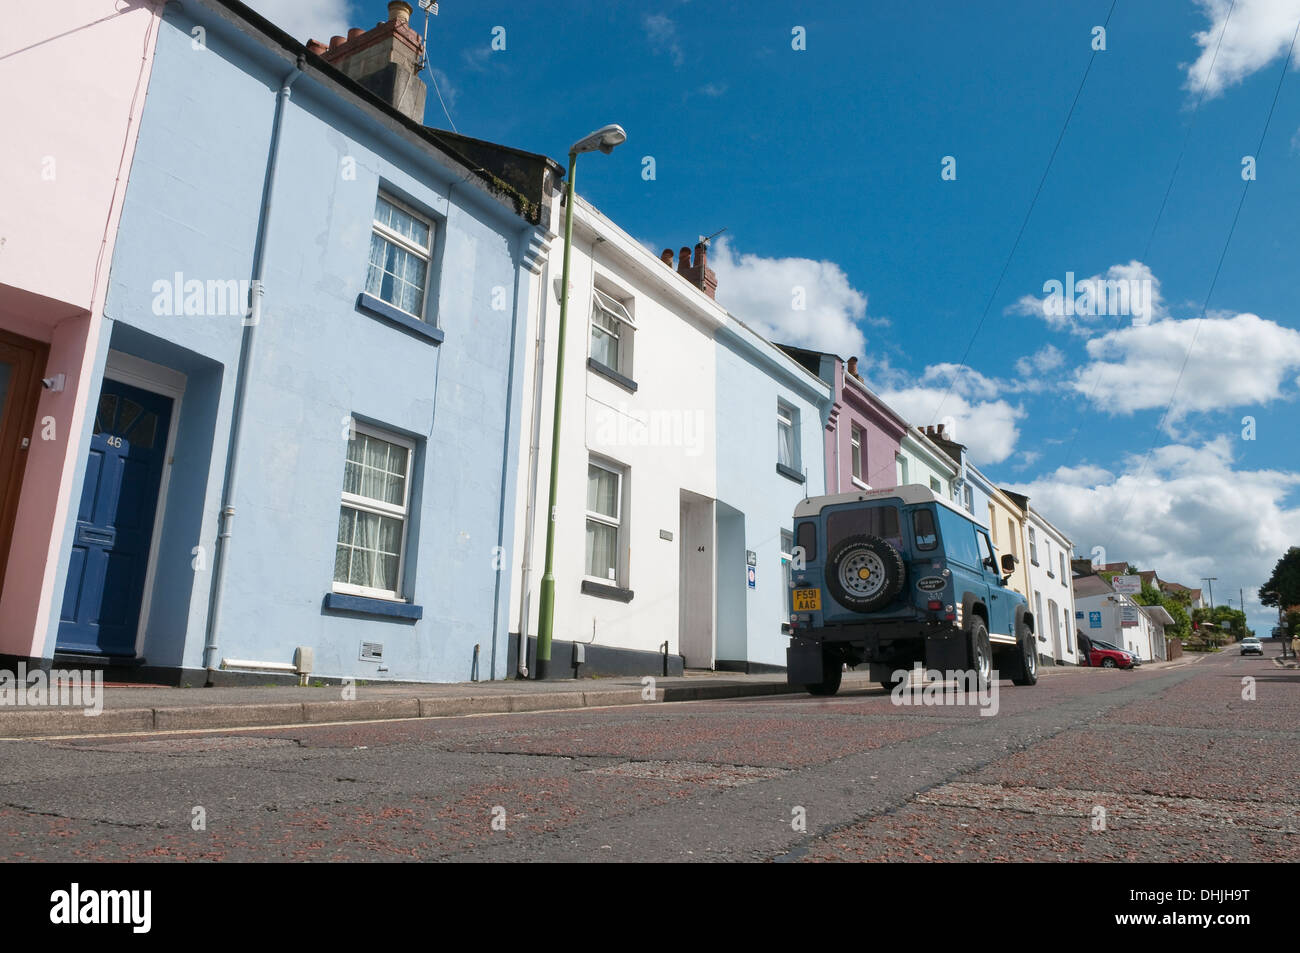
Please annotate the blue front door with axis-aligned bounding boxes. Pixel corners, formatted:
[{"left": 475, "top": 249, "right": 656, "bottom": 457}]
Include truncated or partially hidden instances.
[{"left": 57, "top": 378, "right": 173, "bottom": 657}]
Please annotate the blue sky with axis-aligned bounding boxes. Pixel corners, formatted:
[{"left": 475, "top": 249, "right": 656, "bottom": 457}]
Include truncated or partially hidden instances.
[{"left": 256, "top": 0, "right": 1300, "bottom": 636}]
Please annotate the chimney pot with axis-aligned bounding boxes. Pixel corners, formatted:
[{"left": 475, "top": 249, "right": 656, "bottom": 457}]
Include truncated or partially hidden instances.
[
  {"left": 661, "top": 249, "right": 674, "bottom": 266},
  {"left": 306, "top": 39, "right": 328, "bottom": 54},
  {"left": 388, "top": 1, "right": 413, "bottom": 24},
  {"left": 678, "top": 247, "right": 692, "bottom": 272},
  {"left": 347, "top": 27, "right": 364, "bottom": 40},
  {"left": 694, "top": 241, "right": 708, "bottom": 271},
  {"left": 329, "top": 35, "right": 346, "bottom": 49}
]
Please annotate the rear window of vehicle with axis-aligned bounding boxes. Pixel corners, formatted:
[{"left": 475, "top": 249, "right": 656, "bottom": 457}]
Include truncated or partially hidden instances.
[
  {"left": 796, "top": 520, "right": 816, "bottom": 562},
  {"left": 826, "top": 504, "right": 901, "bottom": 550},
  {"left": 912, "top": 508, "right": 938, "bottom": 551}
]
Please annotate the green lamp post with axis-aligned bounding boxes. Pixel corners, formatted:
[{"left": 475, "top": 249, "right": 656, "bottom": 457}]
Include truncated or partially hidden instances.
[{"left": 534, "top": 124, "right": 627, "bottom": 680}]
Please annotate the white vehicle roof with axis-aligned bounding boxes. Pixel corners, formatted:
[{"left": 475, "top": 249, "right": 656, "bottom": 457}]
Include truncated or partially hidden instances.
[{"left": 794, "top": 483, "right": 972, "bottom": 520}]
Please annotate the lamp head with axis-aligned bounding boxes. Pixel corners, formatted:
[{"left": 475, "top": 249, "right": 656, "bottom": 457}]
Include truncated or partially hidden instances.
[{"left": 570, "top": 124, "right": 627, "bottom": 156}]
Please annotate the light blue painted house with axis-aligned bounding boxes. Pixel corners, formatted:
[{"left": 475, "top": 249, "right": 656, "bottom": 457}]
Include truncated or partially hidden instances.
[
  {"left": 43, "top": 0, "right": 559, "bottom": 683},
  {"left": 713, "top": 316, "right": 830, "bottom": 671}
]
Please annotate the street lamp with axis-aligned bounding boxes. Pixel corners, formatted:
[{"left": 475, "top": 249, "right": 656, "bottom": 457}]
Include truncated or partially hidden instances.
[{"left": 534, "top": 124, "right": 627, "bottom": 680}]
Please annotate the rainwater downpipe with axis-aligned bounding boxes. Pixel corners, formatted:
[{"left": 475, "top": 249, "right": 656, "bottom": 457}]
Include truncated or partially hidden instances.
[
  {"left": 202, "top": 57, "right": 305, "bottom": 678},
  {"left": 515, "top": 255, "right": 550, "bottom": 677}
]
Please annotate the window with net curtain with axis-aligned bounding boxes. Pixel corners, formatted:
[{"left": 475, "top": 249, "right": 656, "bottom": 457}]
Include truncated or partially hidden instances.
[
  {"left": 777, "top": 403, "right": 796, "bottom": 468},
  {"left": 367, "top": 194, "right": 432, "bottom": 318},
  {"left": 335, "top": 426, "right": 412, "bottom": 598},
  {"left": 586, "top": 460, "right": 622, "bottom": 581}
]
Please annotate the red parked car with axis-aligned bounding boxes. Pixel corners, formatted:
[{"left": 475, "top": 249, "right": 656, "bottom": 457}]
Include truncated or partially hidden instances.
[{"left": 1088, "top": 639, "right": 1135, "bottom": 669}]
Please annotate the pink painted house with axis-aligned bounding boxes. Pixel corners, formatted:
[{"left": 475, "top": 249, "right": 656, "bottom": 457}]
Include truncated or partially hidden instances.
[
  {"left": 0, "top": 0, "right": 163, "bottom": 659},
  {"left": 777, "top": 347, "right": 909, "bottom": 495}
]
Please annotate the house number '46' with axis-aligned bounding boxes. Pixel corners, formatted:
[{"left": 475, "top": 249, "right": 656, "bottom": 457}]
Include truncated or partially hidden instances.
[{"left": 106, "top": 435, "right": 124, "bottom": 448}]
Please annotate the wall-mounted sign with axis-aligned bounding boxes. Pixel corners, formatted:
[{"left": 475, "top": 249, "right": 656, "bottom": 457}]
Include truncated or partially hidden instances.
[
  {"left": 1113, "top": 575, "right": 1141, "bottom": 595},
  {"left": 1089, "top": 611, "right": 1102, "bottom": 629},
  {"left": 1120, "top": 605, "right": 1139, "bottom": 628},
  {"left": 746, "top": 550, "right": 757, "bottom": 567},
  {"left": 747, "top": 566, "right": 756, "bottom": 589}
]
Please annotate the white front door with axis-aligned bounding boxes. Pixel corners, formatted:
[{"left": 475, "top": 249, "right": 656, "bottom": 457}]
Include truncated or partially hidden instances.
[{"left": 679, "top": 492, "right": 715, "bottom": 668}]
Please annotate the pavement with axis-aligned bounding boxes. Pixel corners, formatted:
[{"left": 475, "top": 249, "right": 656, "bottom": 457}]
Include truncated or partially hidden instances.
[
  {"left": 0, "top": 656, "right": 1200, "bottom": 739},
  {"left": 0, "top": 669, "right": 884, "bottom": 738}
]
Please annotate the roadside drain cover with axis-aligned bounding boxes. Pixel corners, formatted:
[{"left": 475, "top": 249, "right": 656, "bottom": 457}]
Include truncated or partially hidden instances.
[
  {"left": 588, "top": 760, "right": 788, "bottom": 787},
  {"left": 55, "top": 736, "right": 297, "bottom": 754}
]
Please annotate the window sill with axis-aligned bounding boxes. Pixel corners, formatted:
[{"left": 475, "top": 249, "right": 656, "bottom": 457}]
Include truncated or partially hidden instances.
[
  {"left": 356, "top": 293, "right": 444, "bottom": 345},
  {"left": 850, "top": 476, "right": 871, "bottom": 491},
  {"left": 323, "top": 591, "right": 423, "bottom": 620},
  {"left": 776, "top": 462, "right": 804, "bottom": 484},
  {"left": 587, "top": 357, "right": 638, "bottom": 392},
  {"left": 580, "top": 579, "right": 635, "bottom": 602}
]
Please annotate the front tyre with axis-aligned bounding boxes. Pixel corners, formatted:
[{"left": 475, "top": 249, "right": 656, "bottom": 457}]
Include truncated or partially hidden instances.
[
  {"left": 1010, "top": 620, "right": 1038, "bottom": 686},
  {"left": 968, "top": 620, "right": 993, "bottom": 690}
]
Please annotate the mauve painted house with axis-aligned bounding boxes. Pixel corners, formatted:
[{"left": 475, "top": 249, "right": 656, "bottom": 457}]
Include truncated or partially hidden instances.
[
  {"left": 31, "top": 0, "right": 559, "bottom": 683},
  {"left": 777, "top": 346, "right": 909, "bottom": 495},
  {"left": 0, "top": 0, "right": 164, "bottom": 659}
]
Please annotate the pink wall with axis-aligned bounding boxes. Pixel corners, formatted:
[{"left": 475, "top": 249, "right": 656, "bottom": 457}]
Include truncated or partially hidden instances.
[
  {"left": 824, "top": 359, "right": 907, "bottom": 495},
  {"left": 0, "top": 0, "right": 161, "bottom": 655}
]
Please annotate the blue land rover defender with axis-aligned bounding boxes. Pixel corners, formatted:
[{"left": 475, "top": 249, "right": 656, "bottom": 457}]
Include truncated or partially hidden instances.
[{"left": 785, "top": 485, "right": 1038, "bottom": 696}]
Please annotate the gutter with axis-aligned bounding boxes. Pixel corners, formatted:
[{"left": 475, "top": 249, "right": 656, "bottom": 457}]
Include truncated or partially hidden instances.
[{"left": 201, "top": 56, "right": 305, "bottom": 679}]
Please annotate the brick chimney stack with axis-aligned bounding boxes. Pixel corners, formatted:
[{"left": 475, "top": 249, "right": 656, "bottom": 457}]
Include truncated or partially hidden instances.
[
  {"left": 675, "top": 241, "right": 717, "bottom": 299},
  {"left": 309, "top": 1, "right": 427, "bottom": 123}
]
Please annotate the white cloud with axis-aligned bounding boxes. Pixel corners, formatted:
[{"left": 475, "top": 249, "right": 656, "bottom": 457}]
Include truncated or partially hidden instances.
[
  {"left": 1008, "top": 261, "right": 1165, "bottom": 335},
  {"left": 869, "top": 382, "right": 1024, "bottom": 466},
  {"left": 1008, "top": 436, "right": 1300, "bottom": 635},
  {"left": 643, "top": 13, "right": 684, "bottom": 67},
  {"left": 1071, "top": 311, "right": 1300, "bottom": 431},
  {"left": 245, "top": 0, "right": 355, "bottom": 42},
  {"left": 1015, "top": 344, "right": 1066, "bottom": 377},
  {"left": 710, "top": 236, "right": 870, "bottom": 358},
  {"left": 1185, "top": 0, "right": 1300, "bottom": 98}
]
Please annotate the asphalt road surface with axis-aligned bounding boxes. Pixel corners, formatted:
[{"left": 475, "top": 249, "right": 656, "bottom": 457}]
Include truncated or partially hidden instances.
[{"left": 2, "top": 646, "right": 1295, "bottom": 862}]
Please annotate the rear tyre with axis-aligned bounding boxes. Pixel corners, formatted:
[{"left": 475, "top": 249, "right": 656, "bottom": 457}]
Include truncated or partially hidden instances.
[
  {"left": 806, "top": 654, "right": 843, "bottom": 696},
  {"left": 968, "top": 620, "right": 993, "bottom": 690},
  {"left": 1010, "top": 619, "right": 1039, "bottom": 686}
]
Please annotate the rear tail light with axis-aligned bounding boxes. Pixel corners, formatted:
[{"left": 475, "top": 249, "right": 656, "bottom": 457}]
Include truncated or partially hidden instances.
[{"left": 927, "top": 600, "right": 943, "bottom": 610}]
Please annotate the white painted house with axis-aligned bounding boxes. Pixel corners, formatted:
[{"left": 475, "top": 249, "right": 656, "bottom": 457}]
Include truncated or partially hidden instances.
[
  {"left": 1074, "top": 573, "right": 1167, "bottom": 662},
  {"left": 1014, "top": 499, "right": 1080, "bottom": 666},
  {"left": 507, "top": 197, "right": 726, "bottom": 676},
  {"left": 895, "top": 427, "right": 957, "bottom": 502}
]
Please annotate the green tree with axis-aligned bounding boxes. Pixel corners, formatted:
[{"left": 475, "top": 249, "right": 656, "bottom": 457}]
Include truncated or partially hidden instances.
[
  {"left": 1260, "top": 547, "right": 1300, "bottom": 610},
  {"left": 1192, "top": 605, "right": 1249, "bottom": 641},
  {"left": 1135, "top": 582, "right": 1190, "bottom": 641},
  {"left": 1285, "top": 608, "right": 1300, "bottom": 640}
]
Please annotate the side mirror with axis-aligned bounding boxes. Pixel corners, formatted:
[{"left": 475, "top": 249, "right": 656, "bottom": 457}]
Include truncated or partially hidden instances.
[{"left": 1001, "top": 553, "right": 1018, "bottom": 573}]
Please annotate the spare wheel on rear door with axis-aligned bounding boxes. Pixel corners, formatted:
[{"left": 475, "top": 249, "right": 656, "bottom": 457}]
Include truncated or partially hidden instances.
[{"left": 825, "top": 534, "right": 906, "bottom": 612}]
